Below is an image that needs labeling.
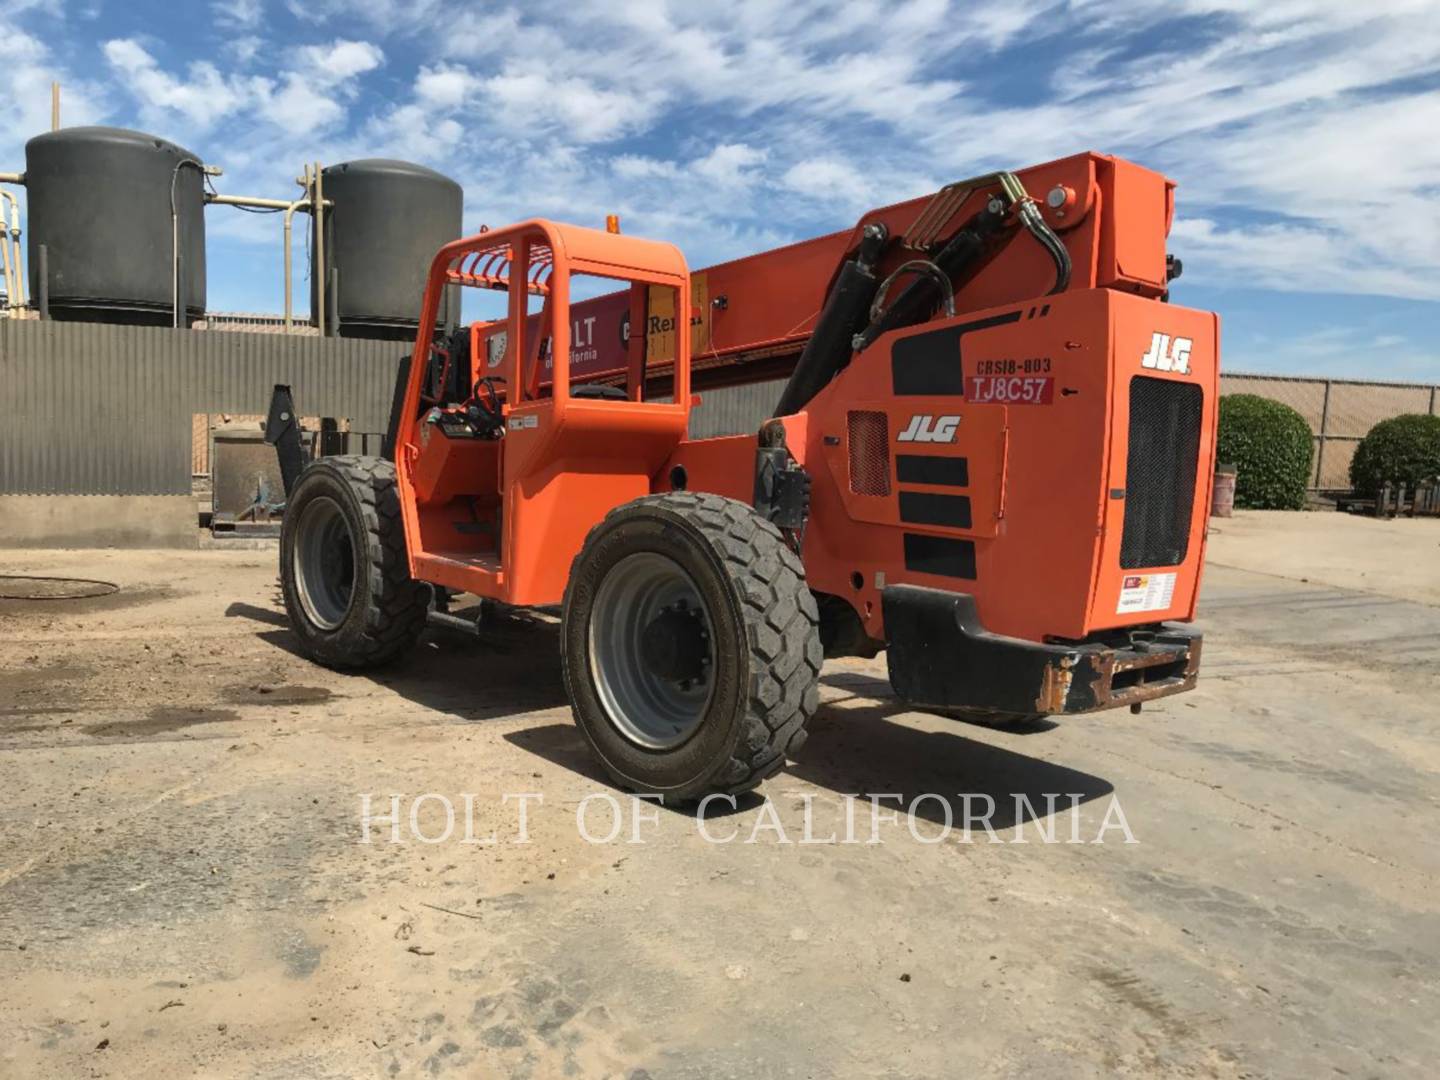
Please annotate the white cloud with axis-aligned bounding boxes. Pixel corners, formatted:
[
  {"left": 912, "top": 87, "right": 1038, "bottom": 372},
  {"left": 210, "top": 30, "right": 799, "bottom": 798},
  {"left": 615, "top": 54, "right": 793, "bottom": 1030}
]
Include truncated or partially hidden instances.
[
  {"left": 14, "top": 0, "right": 1433, "bottom": 341},
  {"left": 1170, "top": 217, "right": 1437, "bottom": 302},
  {"left": 227, "top": 36, "right": 263, "bottom": 64},
  {"left": 297, "top": 39, "right": 384, "bottom": 84},
  {"left": 780, "top": 158, "right": 872, "bottom": 207},
  {"left": 335, "top": 0, "right": 1437, "bottom": 306},
  {"left": 283, "top": 0, "right": 441, "bottom": 25},
  {"left": 612, "top": 156, "right": 680, "bottom": 182},
  {"left": 0, "top": 29, "right": 105, "bottom": 173},
  {"left": 256, "top": 76, "right": 345, "bottom": 135},
  {"left": 479, "top": 66, "right": 660, "bottom": 144},
  {"left": 8, "top": 0, "right": 63, "bottom": 15},
  {"left": 1220, "top": 321, "right": 1437, "bottom": 381},
  {"left": 414, "top": 65, "right": 474, "bottom": 109},
  {"left": 248, "top": 40, "right": 384, "bottom": 134},
  {"left": 364, "top": 102, "right": 464, "bottom": 161},
  {"left": 212, "top": 0, "right": 264, "bottom": 31},
  {"left": 103, "top": 39, "right": 251, "bottom": 130},
  {"left": 693, "top": 144, "right": 767, "bottom": 186},
  {"left": 101, "top": 35, "right": 385, "bottom": 139}
]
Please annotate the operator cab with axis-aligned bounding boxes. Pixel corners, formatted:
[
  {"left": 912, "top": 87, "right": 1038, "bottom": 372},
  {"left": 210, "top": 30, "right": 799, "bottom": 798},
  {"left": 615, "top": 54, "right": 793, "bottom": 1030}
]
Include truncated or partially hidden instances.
[{"left": 394, "top": 220, "right": 693, "bottom": 607}]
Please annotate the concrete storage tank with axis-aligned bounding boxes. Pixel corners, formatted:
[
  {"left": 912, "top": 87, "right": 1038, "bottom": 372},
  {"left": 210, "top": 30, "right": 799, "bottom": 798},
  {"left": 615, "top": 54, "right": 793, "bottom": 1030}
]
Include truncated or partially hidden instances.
[
  {"left": 25, "top": 127, "right": 206, "bottom": 325},
  {"left": 314, "top": 159, "right": 462, "bottom": 340}
]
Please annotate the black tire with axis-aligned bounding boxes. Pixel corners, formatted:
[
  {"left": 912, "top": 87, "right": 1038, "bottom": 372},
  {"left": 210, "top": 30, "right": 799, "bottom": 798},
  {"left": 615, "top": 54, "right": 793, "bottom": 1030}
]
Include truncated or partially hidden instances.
[
  {"left": 279, "top": 455, "right": 429, "bottom": 669},
  {"left": 562, "top": 492, "right": 822, "bottom": 801}
]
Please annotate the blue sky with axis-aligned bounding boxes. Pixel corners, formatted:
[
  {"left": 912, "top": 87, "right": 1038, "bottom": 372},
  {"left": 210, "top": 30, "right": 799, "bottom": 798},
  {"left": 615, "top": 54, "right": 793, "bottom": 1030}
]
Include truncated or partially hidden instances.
[{"left": 3, "top": 0, "right": 1437, "bottom": 380}]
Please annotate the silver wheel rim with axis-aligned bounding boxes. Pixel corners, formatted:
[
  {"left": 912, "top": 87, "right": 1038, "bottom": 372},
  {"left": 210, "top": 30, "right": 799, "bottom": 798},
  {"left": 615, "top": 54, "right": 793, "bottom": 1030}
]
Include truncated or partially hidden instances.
[
  {"left": 293, "top": 495, "right": 356, "bottom": 631},
  {"left": 588, "top": 552, "right": 717, "bottom": 750}
]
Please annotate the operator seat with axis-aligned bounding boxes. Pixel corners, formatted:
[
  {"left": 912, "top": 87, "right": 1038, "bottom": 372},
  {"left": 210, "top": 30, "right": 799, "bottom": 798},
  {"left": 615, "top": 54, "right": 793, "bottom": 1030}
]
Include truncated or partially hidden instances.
[{"left": 570, "top": 384, "right": 628, "bottom": 401}]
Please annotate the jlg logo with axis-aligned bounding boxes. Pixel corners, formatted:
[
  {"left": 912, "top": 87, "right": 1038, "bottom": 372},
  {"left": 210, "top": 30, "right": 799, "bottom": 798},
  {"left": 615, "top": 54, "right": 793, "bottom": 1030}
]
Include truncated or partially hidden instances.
[
  {"left": 897, "top": 414, "right": 960, "bottom": 443},
  {"left": 1141, "top": 332, "right": 1193, "bottom": 374}
]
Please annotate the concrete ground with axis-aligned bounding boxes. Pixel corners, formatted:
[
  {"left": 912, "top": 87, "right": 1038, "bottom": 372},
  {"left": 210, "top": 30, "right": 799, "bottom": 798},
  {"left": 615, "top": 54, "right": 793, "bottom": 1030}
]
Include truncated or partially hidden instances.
[{"left": 1, "top": 510, "right": 1437, "bottom": 1079}]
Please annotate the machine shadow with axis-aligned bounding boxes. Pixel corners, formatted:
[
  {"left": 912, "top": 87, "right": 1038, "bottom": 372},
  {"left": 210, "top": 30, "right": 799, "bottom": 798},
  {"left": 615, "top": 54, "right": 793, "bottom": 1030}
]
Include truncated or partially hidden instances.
[
  {"left": 224, "top": 601, "right": 289, "bottom": 627},
  {"left": 226, "top": 601, "right": 571, "bottom": 719},
  {"left": 822, "top": 670, "right": 1061, "bottom": 735},
  {"left": 791, "top": 682, "right": 1113, "bottom": 830},
  {"left": 227, "top": 602, "right": 1113, "bottom": 830},
  {"left": 502, "top": 669, "right": 1112, "bottom": 831},
  {"left": 502, "top": 723, "right": 767, "bottom": 819}
]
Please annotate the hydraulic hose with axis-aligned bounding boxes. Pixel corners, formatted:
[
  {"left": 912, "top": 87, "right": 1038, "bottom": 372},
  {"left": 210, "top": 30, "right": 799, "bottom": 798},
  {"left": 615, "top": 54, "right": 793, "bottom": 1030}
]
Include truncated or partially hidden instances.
[
  {"left": 985, "top": 171, "right": 1071, "bottom": 295},
  {"left": 851, "top": 173, "right": 1072, "bottom": 353},
  {"left": 851, "top": 202, "right": 1008, "bottom": 353},
  {"left": 1016, "top": 195, "right": 1071, "bottom": 294},
  {"left": 771, "top": 222, "right": 889, "bottom": 417}
]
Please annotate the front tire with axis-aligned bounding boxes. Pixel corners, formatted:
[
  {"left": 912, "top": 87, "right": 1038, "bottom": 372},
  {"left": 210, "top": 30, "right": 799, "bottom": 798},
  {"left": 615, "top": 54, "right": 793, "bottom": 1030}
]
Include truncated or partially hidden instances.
[
  {"left": 562, "top": 493, "right": 822, "bottom": 801},
  {"left": 279, "top": 455, "right": 429, "bottom": 669}
]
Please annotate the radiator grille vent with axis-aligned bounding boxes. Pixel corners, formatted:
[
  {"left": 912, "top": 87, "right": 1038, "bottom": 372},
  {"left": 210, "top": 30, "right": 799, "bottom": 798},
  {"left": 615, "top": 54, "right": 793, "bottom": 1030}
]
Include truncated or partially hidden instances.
[
  {"left": 1121, "top": 376, "right": 1203, "bottom": 569},
  {"left": 847, "top": 410, "right": 891, "bottom": 496}
]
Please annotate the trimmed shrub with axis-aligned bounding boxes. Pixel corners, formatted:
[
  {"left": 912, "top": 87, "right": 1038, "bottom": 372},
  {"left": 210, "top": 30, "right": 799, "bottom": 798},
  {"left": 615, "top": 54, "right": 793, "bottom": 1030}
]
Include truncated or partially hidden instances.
[
  {"left": 1216, "top": 394, "right": 1314, "bottom": 510},
  {"left": 1349, "top": 413, "right": 1440, "bottom": 497}
]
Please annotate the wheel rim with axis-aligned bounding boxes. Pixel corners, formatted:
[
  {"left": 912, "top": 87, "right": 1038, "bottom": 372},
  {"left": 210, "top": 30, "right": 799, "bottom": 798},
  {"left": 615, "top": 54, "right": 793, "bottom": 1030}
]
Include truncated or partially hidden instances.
[
  {"left": 588, "top": 552, "right": 717, "bottom": 751},
  {"left": 293, "top": 495, "right": 357, "bottom": 631}
]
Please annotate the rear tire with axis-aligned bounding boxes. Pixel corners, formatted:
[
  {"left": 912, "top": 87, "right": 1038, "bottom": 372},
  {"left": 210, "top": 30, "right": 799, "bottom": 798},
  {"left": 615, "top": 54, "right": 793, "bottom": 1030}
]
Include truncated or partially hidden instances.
[
  {"left": 279, "top": 455, "right": 429, "bottom": 669},
  {"left": 562, "top": 493, "right": 822, "bottom": 801}
]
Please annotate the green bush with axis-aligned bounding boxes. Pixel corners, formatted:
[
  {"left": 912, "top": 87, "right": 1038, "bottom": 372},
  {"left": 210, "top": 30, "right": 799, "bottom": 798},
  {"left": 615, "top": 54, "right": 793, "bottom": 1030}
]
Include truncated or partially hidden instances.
[
  {"left": 1216, "top": 394, "right": 1314, "bottom": 510},
  {"left": 1349, "top": 413, "right": 1440, "bottom": 497}
]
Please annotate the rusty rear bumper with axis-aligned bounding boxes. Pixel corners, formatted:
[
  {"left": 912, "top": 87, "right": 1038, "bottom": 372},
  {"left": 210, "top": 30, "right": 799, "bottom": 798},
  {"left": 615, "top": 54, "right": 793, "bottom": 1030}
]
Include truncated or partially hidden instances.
[{"left": 883, "top": 584, "right": 1202, "bottom": 716}]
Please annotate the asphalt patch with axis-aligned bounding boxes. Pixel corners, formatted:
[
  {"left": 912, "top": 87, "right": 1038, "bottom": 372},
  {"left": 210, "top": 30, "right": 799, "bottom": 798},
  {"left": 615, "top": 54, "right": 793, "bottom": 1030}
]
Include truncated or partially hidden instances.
[
  {"left": 84, "top": 706, "right": 241, "bottom": 737},
  {"left": 222, "top": 684, "right": 333, "bottom": 706}
]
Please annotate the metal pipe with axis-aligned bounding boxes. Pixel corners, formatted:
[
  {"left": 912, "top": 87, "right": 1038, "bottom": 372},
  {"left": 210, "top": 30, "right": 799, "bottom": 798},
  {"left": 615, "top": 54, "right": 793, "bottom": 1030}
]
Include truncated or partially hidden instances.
[
  {"left": 0, "top": 191, "right": 15, "bottom": 309},
  {"left": 301, "top": 164, "right": 313, "bottom": 327},
  {"left": 0, "top": 208, "right": 12, "bottom": 311},
  {"left": 205, "top": 193, "right": 301, "bottom": 210},
  {"left": 50, "top": 82, "right": 60, "bottom": 131},
  {"left": 283, "top": 197, "right": 312, "bottom": 329},
  {"left": 203, "top": 190, "right": 330, "bottom": 328},
  {"left": 171, "top": 157, "right": 203, "bottom": 328},
  {"left": 2, "top": 190, "right": 26, "bottom": 310},
  {"left": 0, "top": 172, "right": 23, "bottom": 184},
  {"left": 36, "top": 243, "right": 48, "bottom": 319},
  {"left": 175, "top": 252, "right": 186, "bottom": 329},
  {"left": 1315, "top": 379, "right": 1333, "bottom": 489},
  {"left": 313, "top": 162, "right": 326, "bottom": 336},
  {"left": 5, "top": 193, "right": 24, "bottom": 309},
  {"left": 326, "top": 266, "right": 339, "bottom": 337}
]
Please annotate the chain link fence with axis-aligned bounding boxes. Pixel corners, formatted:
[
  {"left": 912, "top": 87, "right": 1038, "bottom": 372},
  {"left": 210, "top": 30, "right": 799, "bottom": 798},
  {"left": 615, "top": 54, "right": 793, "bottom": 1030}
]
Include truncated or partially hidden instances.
[{"left": 1221, "top": 372, "right": 1439, "bottom": 491}]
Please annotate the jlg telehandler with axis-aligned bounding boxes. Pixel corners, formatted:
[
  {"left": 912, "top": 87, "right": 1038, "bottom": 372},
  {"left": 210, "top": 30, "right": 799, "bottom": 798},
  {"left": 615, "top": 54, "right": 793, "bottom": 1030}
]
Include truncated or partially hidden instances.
[{"left": 277, "top": 152, "right": 1218, "bottom": 800}]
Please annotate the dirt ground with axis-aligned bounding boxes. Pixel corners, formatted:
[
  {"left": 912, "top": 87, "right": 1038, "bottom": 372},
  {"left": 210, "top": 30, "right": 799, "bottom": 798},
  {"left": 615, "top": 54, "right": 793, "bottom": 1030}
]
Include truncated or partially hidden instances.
[{"left": 1, "top": 510, "right": 1437, "bottom": 1079}]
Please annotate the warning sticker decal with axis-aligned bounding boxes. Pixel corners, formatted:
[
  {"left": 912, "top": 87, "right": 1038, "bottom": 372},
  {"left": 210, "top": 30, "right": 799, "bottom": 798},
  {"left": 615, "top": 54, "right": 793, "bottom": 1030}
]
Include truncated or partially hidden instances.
[{"left": 1116, "top": 572, "right": 1177, "bottom": 614}]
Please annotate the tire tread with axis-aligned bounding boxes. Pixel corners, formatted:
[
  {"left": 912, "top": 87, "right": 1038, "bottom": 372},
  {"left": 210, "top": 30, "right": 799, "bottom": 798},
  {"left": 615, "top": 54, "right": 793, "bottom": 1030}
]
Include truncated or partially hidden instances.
[
  {"left": 282, "top": 455, "right": 428, "bottom": 669},
  {"left": 565, "top": 491, "right": 822, "bottom": 797}
]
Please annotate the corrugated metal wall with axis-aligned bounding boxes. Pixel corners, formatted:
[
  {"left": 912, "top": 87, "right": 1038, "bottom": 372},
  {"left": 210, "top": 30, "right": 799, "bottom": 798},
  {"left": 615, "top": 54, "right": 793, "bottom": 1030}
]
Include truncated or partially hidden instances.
[
  {"left": 690, "top": 377, "right": 786, "bottom": 438},
  {"left": 8, "top": 317, "right": 1434, "bottom": 498},
  {"left": 0, "top": 321, "right": 402, "bottom": 495}
]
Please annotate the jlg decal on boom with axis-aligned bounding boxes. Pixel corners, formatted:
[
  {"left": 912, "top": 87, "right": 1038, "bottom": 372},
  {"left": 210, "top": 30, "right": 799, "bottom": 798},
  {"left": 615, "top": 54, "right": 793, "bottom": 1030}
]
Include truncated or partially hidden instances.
[{"left": 1141, "top": 332, "right": 1193, "bottom": 374}]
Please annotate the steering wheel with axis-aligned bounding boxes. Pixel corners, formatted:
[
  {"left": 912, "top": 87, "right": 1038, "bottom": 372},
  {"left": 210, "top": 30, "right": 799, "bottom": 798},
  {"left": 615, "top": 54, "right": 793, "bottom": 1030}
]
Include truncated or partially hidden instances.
[{"left": 465, "top": 375, "right": 507, "bottom": 438}]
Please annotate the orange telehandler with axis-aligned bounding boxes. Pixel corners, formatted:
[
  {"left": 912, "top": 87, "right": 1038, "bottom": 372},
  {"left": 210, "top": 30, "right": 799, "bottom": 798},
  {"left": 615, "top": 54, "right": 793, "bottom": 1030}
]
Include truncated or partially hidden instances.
[{"left": 276, "top": 151, "right": 1218, "bottom": 800}]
